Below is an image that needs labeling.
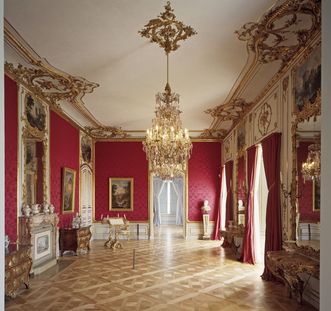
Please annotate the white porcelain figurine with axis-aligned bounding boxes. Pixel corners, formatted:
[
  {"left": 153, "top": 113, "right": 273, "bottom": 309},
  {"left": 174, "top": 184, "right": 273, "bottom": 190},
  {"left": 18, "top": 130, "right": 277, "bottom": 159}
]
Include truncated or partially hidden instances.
[
  {"left": 32, "top": 204, "right": 40, "bottom": 215},
  {"left": 22, "top": 204, "right": 31, "bottom": 217}
]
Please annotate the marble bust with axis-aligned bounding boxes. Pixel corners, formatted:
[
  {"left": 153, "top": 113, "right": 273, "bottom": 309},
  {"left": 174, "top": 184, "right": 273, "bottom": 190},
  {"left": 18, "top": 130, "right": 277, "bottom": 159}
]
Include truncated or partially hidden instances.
[{"left": 201, "top": 200, "right": 211, "bottom": 214}]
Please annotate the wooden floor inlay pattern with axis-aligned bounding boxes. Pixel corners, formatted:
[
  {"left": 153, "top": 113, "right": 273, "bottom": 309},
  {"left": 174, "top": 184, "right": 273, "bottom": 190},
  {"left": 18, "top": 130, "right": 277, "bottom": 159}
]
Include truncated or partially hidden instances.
[{"left": 6, "top": 226, "right": 316, "bottom": 310}]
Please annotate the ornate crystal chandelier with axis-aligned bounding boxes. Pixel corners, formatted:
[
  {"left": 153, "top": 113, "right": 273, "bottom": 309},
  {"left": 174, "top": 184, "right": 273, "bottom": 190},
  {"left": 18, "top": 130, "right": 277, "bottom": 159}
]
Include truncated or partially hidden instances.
[
  {"left": 302, "top": 143, "right": 321, "bottom": 182},
  {"left": 139, "top": 1, "right": 196, "bottom": 179}
]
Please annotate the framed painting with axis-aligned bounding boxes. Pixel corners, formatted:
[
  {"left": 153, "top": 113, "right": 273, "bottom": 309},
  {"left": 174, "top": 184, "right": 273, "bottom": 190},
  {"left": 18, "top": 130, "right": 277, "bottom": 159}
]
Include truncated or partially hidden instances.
[
  {"left": 293, "top": 45, "right": 321, "bottom": 113},
  {"left": 61, "top": 167, "right": 76, "bottom": 213},
  {"left": 25, "top": 93, "right": 47, "bottom": 132},
  {"left": 109, "top": 178, "right": 133, "bottom": 211},
  {"left": 313, "top": 180, "right": 320, "bottom": 211}
]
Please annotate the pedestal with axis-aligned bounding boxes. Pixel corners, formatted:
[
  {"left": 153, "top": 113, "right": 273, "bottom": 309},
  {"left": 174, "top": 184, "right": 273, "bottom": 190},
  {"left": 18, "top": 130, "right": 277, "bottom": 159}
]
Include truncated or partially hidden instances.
[{"left": 202, "top": 213, "right": 210, "bottom": 240}]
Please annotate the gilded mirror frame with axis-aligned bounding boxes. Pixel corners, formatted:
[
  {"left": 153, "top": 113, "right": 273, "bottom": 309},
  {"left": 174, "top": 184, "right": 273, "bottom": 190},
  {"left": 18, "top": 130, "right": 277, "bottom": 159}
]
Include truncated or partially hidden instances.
[
  {"left": 19, "top": 87, "right": 50, "bottom": 210},
  {"left": 290, "top": 93, "right": 321, "bottom": 240}
]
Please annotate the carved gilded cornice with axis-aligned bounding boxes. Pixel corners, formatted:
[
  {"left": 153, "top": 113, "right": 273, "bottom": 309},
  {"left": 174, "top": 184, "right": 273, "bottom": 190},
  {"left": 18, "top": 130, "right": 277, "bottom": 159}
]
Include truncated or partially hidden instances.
[
  {"left": 198, "top": 129, "right": 227, "bottom": 140},
  {"left": 85, "top": 126, "right": 129, "bottom": 139}
]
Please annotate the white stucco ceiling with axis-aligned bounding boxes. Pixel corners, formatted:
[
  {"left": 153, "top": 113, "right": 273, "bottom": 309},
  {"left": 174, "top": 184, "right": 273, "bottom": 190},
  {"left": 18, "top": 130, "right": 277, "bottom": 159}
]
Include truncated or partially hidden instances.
[{"left": 4, "top": 0, "right": 276, "bottom": 131}]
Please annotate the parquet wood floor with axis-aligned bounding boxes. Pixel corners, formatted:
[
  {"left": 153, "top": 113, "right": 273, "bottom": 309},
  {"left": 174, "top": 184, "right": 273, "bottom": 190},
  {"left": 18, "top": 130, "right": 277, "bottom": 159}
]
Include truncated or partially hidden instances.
[{"left": 5, "top": 226, "right": 316, "bottom": 310}]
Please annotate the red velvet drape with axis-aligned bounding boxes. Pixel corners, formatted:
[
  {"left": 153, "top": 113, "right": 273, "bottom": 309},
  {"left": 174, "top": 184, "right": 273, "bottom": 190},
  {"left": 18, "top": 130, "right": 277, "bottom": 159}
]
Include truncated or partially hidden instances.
[
  {"left": 261, "top": 133, "right": 282, "bottom": 280},
  {"left": 240, "top": 145, "right": 258, "bottom": 264},
  {"left": 213, "top": 166, "right": 224, "bottom": 240},
  {"left": 225, "top": 161, "right": 233, "bottom": 228}
]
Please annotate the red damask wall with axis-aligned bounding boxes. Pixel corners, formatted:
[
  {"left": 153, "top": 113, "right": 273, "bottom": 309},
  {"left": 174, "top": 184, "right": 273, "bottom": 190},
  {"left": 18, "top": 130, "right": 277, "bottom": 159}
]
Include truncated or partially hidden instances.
[
  {"left": 188, "top": 142, "right": 221, "bottom": 222},
  {"left": 5, "top": 75, "right": 18, "bottom": 241},
  {"left": 297, "top": 141, "right": 320, "bottom": 222},
  {"left": 50, "top": 111, "right": 80, "bottom": 227},
  {"left": 95, "top": 142, "right": 148, "bottom": 221}
]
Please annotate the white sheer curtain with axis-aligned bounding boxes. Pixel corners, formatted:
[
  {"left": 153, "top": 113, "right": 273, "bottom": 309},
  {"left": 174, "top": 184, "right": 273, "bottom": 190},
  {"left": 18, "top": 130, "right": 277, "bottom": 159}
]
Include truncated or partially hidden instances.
[
  {"left": 172, "top": 177, "right": 184, "bottom": 225},
  {"left": 253, "top": 144, "right": 268, "bottom": 264},
  {"left": 153, "top": 177, "right": 165, "bottom": 226},
  {"left": 220, "top": 166, "right": 227, "bottom": 231}
]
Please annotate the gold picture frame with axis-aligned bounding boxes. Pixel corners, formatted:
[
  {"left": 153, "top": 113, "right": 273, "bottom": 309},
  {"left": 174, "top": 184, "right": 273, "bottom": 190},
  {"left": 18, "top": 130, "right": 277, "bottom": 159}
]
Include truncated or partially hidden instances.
[
  {"left": 109, "top": 178, "right": 134, "bottom": 211},
  {"left": 61, "top": 167, "right": 76, "bottom": 213}
]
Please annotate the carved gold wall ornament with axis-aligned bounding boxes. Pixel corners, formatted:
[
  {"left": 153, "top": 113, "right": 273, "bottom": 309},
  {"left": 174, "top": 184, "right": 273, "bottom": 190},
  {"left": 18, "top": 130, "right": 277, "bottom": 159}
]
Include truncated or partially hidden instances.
[
  {"left": 85, "top": 126, "right": 129, "bottom": 139},
  {"left": 236, "top": 0, "right": 321, "bottom": 66},
  {"left": 258, "top": 102, "right": 272, "bottom": 136},
  {"left": 139, "top": 1, "right": 197, "bottom": 54}
]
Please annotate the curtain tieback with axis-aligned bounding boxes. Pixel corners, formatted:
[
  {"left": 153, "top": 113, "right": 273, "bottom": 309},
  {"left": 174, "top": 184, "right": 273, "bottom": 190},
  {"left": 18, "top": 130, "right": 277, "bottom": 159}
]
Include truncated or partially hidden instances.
[{"left": 269, "top": 182, "right": 276, "bottom": 191}]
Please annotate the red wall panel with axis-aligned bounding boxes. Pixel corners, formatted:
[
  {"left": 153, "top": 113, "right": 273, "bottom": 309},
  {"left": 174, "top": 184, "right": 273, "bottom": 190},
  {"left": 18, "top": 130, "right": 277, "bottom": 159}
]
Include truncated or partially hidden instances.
[
  {"left": 5, "top": 75, "right": 18, "bottom": 242},
  {"left": 297, "top": 141, "right": 320, "bottom": 222},
  {"left": 95, "top": 142, "right": 148, "bottom": 221},
  {"left": 188, "top": 142, "right": 221, "bottom": 222},
  {"left": 50, "top": 111, "right": 80, "bottom": 227}
]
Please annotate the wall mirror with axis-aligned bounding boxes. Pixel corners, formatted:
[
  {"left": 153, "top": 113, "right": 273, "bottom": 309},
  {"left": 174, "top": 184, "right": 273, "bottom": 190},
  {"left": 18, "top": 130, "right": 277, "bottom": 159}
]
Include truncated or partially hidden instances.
[
  {"left": 20, "top": 90, "right": 50, "bottom": 209},
  {"left": 291, "top": 104, "right": 321, "bottom": 245},
  {"left": 25, "top": 139, "right": 45, "bottom": 205},
  {"left": 290, "top": 43, "right": 321, "bottom": 243},
  {"left": 234, "top": 121, "right": 246, "bottom": 226}
]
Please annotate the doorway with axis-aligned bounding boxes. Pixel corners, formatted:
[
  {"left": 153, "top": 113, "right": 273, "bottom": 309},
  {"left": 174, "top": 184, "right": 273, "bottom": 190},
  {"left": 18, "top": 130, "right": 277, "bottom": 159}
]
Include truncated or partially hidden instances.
[{"left": 149, "top": 175, "right": 186, "bottom": 239}]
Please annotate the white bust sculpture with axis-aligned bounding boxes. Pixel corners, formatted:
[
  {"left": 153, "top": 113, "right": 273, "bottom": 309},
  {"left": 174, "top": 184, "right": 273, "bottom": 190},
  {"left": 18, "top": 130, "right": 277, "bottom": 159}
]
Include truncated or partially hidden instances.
[{"left": 201, "top": 200, "right": 211, "bottom": 214}]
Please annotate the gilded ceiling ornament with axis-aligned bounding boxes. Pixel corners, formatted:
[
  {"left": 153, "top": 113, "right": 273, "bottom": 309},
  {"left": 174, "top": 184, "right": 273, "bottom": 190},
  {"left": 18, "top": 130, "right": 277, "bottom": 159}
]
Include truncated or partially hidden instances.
[
  {"left": 235, "top": 0, "right": 321, "bottom": 66},
  {"left": 139, "top": 1, "right": 197, "bottom": 54},
  {"left": 85, "top": 126, "right": 128, "bottom": 139}
]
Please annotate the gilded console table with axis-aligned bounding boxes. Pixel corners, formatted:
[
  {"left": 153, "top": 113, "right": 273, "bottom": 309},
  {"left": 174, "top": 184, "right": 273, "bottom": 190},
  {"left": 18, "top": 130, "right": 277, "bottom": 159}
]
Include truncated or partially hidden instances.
[
  {"left": 5, "top": 244, "right": 32, "bottom": 298},
  {"left": 266, "top": 244, "right": 319, "bottom": 303}
]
